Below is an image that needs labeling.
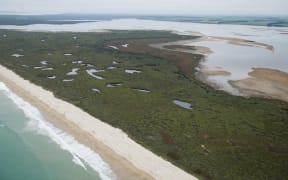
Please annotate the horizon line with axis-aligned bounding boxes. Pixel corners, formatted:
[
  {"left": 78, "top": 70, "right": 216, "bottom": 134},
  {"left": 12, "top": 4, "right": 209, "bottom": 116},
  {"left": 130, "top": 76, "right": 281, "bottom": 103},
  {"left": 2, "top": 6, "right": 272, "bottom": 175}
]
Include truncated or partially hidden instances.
[{"left": 0, "top": 12, "right": 288, "bottom": 17}]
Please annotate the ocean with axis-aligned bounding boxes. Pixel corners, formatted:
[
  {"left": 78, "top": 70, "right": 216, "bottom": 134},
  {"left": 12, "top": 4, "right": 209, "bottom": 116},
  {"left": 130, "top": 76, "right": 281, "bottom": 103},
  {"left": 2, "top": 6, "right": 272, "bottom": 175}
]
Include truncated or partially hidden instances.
[
  {"left": 0, "top": 18, "right": 287, "bottom": 180},
  {"left": 0, "top": 82, "right": 115, "bottom": 180}
]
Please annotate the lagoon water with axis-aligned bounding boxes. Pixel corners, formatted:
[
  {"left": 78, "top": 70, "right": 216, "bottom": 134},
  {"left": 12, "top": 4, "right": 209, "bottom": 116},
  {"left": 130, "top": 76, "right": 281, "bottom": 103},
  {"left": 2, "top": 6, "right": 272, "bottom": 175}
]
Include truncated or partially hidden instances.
[
  {"left": 0, "top": 82, "right": 115, "bottom": 180},
  {"left": 1, "top": 19, "right": 287, "bottom": 94},
  {"left": 0, "top": 19, "right": 288, "bottom": 179}
]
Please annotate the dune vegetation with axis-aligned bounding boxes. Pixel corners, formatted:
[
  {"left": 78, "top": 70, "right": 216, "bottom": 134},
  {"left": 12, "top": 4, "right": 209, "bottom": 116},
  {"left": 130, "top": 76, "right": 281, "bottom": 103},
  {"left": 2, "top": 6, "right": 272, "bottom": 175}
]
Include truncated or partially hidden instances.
[{"left": 0, "top": 29, "right": 287, "bottom": 179}]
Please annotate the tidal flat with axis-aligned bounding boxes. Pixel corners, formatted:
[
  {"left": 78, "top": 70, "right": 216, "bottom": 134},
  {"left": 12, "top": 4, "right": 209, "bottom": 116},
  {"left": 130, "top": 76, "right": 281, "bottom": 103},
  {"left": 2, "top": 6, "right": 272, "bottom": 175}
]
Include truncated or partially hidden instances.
[{"left": 0, "top": 29, "right": 288, "bottom": 179}]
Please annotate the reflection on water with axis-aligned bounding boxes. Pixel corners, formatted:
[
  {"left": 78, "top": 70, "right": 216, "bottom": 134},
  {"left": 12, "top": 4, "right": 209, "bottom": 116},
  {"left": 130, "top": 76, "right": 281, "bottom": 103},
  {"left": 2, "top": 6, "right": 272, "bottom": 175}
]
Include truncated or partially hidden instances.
[
  {"left": 173, "top": 100, "right": 192, "bottom": 110},
  {"left": 185, "top": 33, "right": 287, "bottom": 93},
  {"left": 0, "top": 19, "right": 287, "bottom": 95}
]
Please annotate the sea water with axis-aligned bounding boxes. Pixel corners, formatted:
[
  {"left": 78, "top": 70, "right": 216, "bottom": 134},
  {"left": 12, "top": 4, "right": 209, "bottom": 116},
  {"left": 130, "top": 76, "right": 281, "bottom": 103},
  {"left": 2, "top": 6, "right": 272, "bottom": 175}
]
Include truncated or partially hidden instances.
[
  {"left": 0, "top": 82, "right": 115, "bottom": 180},
  {"left": 0, "top": 19, "right": 287, "bottom": 178}
]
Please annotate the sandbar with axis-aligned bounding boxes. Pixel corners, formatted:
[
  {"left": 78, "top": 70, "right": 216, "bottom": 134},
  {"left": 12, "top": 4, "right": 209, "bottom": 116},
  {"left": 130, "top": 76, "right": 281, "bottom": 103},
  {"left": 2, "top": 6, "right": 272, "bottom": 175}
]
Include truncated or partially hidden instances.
[
  {"left": 230, "top": 68, "right": 288, "bottom": 102},
  {"left": 152, "top": 35, "right": 286, "bottom": 103}
]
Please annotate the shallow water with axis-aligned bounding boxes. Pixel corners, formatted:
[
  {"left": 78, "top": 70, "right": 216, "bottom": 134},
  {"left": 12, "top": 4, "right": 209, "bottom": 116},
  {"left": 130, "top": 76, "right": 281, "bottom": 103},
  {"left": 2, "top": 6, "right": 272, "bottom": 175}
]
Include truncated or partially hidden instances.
[
  {"left": 125, "top": 69, "right": 142, "bottom": 74},
  {"left": 0, "top": 82, "right": 115, "bottom": 180},
  {"left": 185, "top": 33, "right": 287, "bottom": 92},
  {"left": 186, "top": 39, "right": 283, "bottom": 93},
  {"left": 67, "top": 68, "right": 80, "bottom": 75},
  {"left": 1, "top": 19, "right": 287, "bottom": 94},
  {"left": 86, "top": 69, "right": 105, "bottom": 80},
  {"left": 132, "top": 88, "right": 151, "bottom": 93},
  {"left": 173, "top": 100, "right": 192, "bottom": 110}
]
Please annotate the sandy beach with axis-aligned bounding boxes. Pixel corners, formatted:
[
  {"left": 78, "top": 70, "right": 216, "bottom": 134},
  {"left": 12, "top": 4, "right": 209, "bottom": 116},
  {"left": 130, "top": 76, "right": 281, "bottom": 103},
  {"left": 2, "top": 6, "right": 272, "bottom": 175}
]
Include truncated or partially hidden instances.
[
  {"left": 151, "top": 34, "right": 274, "bottom": 56},
  {"left": 150, "top": 37, "right": 213, "bottom": 55},
  {"left": 230, "top": 68, "right": 288, "bottom": 102},
  {"left": 0, "top": 64, "right": 197, "bottom": 180},
  {"left": 200, "top": 69, "right": 232, "bottom": 76},
  {"left": 210, "top": 36, "right": 275, "bottom": 52},
  {"left": 151, "top": 35, "right": 288, "bottom": 103}
]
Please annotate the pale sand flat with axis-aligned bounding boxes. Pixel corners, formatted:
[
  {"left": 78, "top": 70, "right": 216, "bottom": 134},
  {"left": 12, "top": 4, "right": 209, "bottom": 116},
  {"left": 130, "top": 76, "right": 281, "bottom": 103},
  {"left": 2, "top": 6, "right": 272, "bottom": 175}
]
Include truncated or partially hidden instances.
[{"left": 230, "top": 68, "right": 288, "bottom": 102}]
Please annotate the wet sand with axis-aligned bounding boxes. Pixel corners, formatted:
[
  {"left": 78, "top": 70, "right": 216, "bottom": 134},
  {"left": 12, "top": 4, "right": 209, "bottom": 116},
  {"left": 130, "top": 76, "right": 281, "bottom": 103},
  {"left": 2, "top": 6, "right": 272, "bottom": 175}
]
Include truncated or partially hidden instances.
[
  {"left": 197, "top": 64, "right": 232, "bottom": 76},
  {"left": 151, "top": 35, "right": 287, "bottom": 103},
  {"left": 150, "top": 37, "right": 213, "bottom": 55},
  {"left": 0, "top": 64, "right": 197, "bottom": 180},
  {"left": 210, "top": 36, "right": 275, "bottom": 52},
  {"left": 230, "top": 68, "right": 288, "bottom": 102},
  {"left": 151, "top": 35, "right": 274, "bottom": 56}
]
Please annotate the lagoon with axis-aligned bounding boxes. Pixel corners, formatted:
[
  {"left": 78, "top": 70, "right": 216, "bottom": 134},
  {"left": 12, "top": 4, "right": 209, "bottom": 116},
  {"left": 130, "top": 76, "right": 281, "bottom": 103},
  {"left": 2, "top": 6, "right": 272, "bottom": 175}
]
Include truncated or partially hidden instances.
[{"left": 1, "top": 19, "right": 287, "bottom": 96}]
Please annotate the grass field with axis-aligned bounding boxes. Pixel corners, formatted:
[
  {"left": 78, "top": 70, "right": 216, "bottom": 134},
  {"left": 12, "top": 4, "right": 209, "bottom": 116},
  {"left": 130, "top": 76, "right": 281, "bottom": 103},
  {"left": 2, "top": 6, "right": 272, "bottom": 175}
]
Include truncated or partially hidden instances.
[{"left": 0, "top": 30, "right": 287, "bottom": 179}]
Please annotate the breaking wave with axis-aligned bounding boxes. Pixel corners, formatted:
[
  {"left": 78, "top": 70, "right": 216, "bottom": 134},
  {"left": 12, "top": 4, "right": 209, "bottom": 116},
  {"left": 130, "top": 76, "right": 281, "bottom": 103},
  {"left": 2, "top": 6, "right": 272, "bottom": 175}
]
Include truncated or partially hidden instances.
[{"left": 0, "top": 82, "right": 116, "bottom": 180}]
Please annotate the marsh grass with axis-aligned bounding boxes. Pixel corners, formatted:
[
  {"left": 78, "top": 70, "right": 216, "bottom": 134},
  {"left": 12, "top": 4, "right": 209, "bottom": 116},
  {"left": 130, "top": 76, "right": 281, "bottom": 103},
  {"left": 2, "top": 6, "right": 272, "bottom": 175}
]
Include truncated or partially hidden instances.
[{"left": 0, "top": 30, "right": 287, "bottom": 179}]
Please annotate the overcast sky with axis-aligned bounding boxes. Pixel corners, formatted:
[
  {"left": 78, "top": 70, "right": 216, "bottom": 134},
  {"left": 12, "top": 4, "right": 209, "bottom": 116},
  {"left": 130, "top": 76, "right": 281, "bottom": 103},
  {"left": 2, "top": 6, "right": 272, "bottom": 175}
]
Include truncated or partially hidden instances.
[{"left": 0, "top": 0, "right": 288, "bottom": 16}]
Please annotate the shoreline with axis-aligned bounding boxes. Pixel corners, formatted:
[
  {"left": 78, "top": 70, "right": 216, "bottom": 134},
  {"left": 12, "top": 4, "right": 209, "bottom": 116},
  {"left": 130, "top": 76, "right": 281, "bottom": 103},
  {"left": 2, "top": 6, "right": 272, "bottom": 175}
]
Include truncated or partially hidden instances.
[
  {"left": 150, "top": 37, "right": 213, "bottom": 55},
  {"left": 230, "top": 68, "right": 288, "bottom": 103},
  {"left": 0, "top": 20, "right": 286, "bottom": 179},
  {"left": 151, "top": 34, "right": 274, "bottom": 56},
  {"left": 0, "top": 65, "right": 197, "bottom": 180},
  {"left": 152, "top": 34, "right": 288, "bottom": 103}
]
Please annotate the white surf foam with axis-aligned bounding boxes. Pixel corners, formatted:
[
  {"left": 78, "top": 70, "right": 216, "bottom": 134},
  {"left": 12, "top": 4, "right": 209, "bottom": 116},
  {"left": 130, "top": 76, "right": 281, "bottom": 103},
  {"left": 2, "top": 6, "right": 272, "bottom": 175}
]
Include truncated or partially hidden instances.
[{"left": 0, "top": 82, "right": 116, "bottom": 180}]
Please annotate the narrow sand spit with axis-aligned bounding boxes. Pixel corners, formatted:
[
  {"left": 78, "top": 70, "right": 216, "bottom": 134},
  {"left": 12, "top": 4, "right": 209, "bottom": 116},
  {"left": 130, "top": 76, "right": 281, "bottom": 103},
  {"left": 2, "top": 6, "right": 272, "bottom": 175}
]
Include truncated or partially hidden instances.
[
  {"left": 151, "top": 35, "right": 274, "bottom": 56},
  {"left": 150, "top": 37, "right": 213, "bottom": 55},
  {"left": 230, "top": 68, "right": 288, "bottom": 102},
  {"left": 211, "top": 36, "right": 275, "bottom": 52},
  {"left": 200, "top": 69, "right": 231, "bottom": 76},
  {"left": 0, "top": 64, "right": 197, "bottom": 180},
  {"left": 151, "top": 36, "right": 288, "bottom": 103}
]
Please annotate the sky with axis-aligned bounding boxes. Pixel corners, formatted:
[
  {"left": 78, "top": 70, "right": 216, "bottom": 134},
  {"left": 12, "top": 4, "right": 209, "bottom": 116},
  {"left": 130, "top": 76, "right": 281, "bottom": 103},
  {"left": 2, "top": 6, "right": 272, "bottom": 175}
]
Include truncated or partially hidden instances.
[{"left": 0, "top": 0, "right": 288, "bottom": 16}]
